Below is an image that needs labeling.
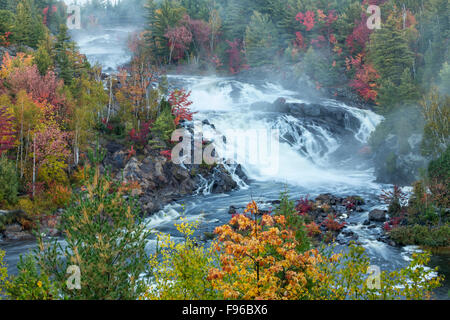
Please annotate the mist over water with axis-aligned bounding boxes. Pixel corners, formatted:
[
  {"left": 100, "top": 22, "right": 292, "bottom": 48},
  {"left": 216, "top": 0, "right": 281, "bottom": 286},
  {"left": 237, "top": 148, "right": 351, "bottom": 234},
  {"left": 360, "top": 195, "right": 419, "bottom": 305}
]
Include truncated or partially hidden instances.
[{"left": 69, "top": 25, "right": 139, "bottom": 72}]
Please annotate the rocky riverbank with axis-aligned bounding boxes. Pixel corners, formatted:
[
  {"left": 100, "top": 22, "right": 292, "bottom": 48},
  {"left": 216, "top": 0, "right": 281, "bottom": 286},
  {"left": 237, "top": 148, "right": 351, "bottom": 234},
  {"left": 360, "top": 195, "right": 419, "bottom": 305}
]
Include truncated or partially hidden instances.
[{"left": 0, "top": 135, "right": 247, "bottom": 242}]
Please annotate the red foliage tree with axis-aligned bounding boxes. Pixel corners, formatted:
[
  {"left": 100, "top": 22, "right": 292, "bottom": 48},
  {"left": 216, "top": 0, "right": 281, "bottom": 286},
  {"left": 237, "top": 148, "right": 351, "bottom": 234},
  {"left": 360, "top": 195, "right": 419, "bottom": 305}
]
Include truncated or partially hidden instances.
[
  {"left": 0, "top": 106, "right": 16, "bottom": 155},
  {"left": 349, "top": 62, "right": 380, "bottom": 102},
  {"left": 160, "top": 150, "right": 172, "bottom": 160},
  {"left": 42, "top": 5, "right": 58, "bottom": 26},
  {"left": 165, "top": 26, "right": 193, "bottom": 61},
  {"left": 226, "top": 39, "right": 249, "bottom": 74},
  {"left": 168, "top": 89, "right": 195, "bottom": 126},
  {"left": 346, "top": 13, "right": 373, "bottom": 54},
  {"left": 8, "top": 65, "right": 65, "bottom": 108},
  {"left": 296, "top": 195, "right": 312, "bottom": 215},
  {"left": 0, "top": 32, "right": 11, "bottom": 47},
  {"left": 296, "top": 11, "right": 316, "bottom": 31},
  {"left": 181, "top": 15, "right": 211, "bottom": 54},
  {"left": 322, "top": 214, "right": 346, "bottom": 231},
  {"left": 325, "top": 10, "right": 338, "bottom": 26}
]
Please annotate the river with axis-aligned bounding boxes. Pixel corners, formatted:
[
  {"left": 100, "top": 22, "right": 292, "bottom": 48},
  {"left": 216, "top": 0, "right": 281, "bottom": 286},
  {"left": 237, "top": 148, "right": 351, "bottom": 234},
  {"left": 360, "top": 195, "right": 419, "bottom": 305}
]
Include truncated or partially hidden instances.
[{"left": 1, "top": 25, "right": 448, "bottom": 300}]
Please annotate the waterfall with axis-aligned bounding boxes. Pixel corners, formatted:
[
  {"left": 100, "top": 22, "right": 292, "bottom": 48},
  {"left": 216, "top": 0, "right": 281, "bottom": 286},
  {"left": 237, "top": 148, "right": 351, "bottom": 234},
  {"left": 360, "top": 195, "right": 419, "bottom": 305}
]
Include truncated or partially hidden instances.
[{"left": 170, "top": 75, "right": 383, "bottom": 189}]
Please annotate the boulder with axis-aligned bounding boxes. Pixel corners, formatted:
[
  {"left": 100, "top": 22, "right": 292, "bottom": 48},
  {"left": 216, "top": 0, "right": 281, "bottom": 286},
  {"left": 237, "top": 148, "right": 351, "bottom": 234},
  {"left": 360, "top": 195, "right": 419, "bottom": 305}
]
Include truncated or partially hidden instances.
[
  {"left": 369, "top": 209, "right": 387, "bottom": 222},
  {"left": 3, "top": 224, "right": 34, "bottom": 241},
  {"left": 272, "top": 98, "right": 290, "bottom": 113},
  {"left": 315, "top": 193, "right": 335, "bottom": 205}
]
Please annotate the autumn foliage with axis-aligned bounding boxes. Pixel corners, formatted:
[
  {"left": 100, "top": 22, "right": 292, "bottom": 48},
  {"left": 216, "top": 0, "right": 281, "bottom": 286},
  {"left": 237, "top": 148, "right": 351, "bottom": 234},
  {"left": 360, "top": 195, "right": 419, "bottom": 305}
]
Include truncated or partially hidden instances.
[
  {"left": 168, "top": 89, "right": 195, "bottom": 126},
  {"left": 208, "top": 200, "right": 331, "bottom": 299},
  {"left": 0, "top": 105, "right": 16, "bottom": 155}
]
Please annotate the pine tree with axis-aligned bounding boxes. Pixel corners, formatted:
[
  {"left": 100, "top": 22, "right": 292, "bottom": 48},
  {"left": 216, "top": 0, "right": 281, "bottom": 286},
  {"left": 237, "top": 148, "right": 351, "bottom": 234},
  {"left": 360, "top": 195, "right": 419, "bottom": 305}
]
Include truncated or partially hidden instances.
[
  {"left": 35, "top": 40, "right": 53, "bottom": 75},
  {"left": 12, "top": 0, "right": 34, "bottom": 46},
  {"left": 12, "top": 0, "right": 45, "bottom": 48},
  {"left": 146, "top": 0, "right": 186, "bottom": 63},
  {"left": 0, "top": 0, "right": 16, "bottom": 11},
  {"left": 368, "top": 13, "right": 416, "bottom": 112},
  {"left": 222, "top": 0, "right": 252, "bottom": 41},
  {"left": 245, "top": 11, "right": 279, "bottom": 67},
  {"left": 368, "top": 14, "right": 415, "bottom": 86},
  {"left": 377, "top": 68, "right": 420, "bottom": 113},
  {"left": 0, "top": 9, "right": 14, "bottom": 34},
  {"left": 54, "top": 23, "right": 73, "bottom": 84}
]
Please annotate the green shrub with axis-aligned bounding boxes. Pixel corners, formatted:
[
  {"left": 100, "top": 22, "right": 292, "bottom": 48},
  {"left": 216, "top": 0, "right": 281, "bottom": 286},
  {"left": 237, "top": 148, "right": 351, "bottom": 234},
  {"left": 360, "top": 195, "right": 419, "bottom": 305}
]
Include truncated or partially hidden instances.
[
  {"left": 0, "top": 250, "right": 8, "bottom": 298},
  {"left": 144, "top": 217, "right": 220, "bottom": 300},
  {"left": 0, "top": 156, "right": 19, "bottom": 205},
  {"left": 389, "top": 224, "right": 450, "bottom": 247}
]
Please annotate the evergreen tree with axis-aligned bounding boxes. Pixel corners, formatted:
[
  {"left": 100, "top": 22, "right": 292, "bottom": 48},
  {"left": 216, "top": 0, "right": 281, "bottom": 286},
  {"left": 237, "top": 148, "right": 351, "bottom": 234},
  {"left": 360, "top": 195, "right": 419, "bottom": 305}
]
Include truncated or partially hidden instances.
[
  {"left": 368, "top": 14, "right": 415, "bottom": 86},
  {"left": 368, "top": 14, "right": 416, "bottom": 111},
  {"left": 54, "top": 23, "right": 73, "bottom": 84},
  {"left": 377, "top": 68, "right": 420, "bottom": 113},
  {"left": 0, "top": 0, "right": 16, "bottom": 11},
  {"left": 245, "top": 11, "right": 279, "bottom": 67},
  {"left": 35, "top": 39, "right": 53, "bottom": 75},
  {"left": 12, "top": 0, "right": 45, "bottom": 48},
  {"left": 180, "top": 0, "right": 209, "bottom": 20},
  {"left": 221, "top": 0, "right": 251, "bottom": 41},
  {"left": 146, "top": 0, "right": 186, "bottom": 63},
  {"left": 0, "top": 9, "right": 14, "bottom": 34}
]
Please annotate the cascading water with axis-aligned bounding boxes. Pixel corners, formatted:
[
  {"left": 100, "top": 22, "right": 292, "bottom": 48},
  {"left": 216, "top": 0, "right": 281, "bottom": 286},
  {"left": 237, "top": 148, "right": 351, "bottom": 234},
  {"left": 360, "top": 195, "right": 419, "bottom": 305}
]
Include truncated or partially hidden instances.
[{"left": 169, "top": 75, "right": 383, "bottom": 188}]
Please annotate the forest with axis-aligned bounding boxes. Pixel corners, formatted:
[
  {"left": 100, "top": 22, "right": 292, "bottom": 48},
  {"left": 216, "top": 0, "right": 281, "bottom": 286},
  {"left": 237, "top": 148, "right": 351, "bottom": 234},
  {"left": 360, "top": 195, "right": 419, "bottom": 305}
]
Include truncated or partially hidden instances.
[{"left": 0, "top": 0, "right": 448, "bottom": 301}]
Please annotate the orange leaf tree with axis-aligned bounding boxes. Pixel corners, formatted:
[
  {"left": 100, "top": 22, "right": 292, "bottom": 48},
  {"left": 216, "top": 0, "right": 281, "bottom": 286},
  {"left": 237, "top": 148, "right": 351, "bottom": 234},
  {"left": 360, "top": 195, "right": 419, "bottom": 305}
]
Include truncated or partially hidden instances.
[{"left": 208, "top": 200, "right": 329, "bottom": 299}]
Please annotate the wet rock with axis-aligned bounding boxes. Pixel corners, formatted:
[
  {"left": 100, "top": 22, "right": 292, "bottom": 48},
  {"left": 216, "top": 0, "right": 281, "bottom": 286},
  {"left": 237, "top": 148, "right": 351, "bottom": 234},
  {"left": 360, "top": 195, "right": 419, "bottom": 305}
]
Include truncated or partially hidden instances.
[
  {"left": 228, "top": 206, "right": 237, "bottom": 215},
  {"left": 363, "top": 219, "right": 370, "bottom": 226},
  {"left": 3, "top": 224, "right": 34, "bottom": 241},
  {"left": 5, "top": 223, "right": 21, "bottom": 233},
  {"left": 4, "top": 231, "right": 34, "bottom": 241},
  {"left": 315, "top": 193, "right": 337, "bottom": 205},
  {"left": 288, "top": 103, "right": 360, "bottom": 133},
  {"left": 272, "top": 98, "right": 290, "bottom": 113},
  {"left": 0, "top": 209, "right": 28, "bottom": 222},
  {"left": 344, "top": 196, "right": 365, "bottom": 206},
  {"left": 342, "top": 230, "right": 354, "bottom": 237},
  {"left": 368, "top": 224, "right": 377, "bottom": 229},
  {"left": 369, "top": 209, "right": 387, "bottom": 222},
  {"left": 102, "top": 138, "right": 245, "bottom": 215}
]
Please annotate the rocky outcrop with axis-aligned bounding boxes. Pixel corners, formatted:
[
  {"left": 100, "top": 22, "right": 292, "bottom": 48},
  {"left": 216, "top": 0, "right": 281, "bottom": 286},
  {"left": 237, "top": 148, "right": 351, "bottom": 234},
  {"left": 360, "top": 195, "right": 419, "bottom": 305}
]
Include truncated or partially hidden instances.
[
  {"left": 102, "top": 140, "right": 246, "bottom": 215},
  {"left": 0, "top": 45, "right": 34, "bottom": 61},
  {"left": 2, "top": 223, "right": 34, "bottom": 241}
]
